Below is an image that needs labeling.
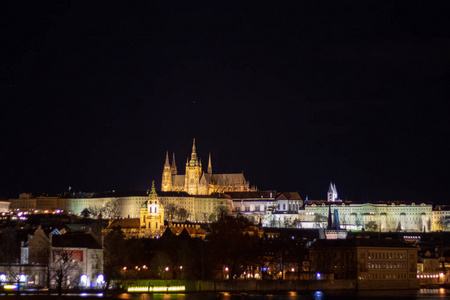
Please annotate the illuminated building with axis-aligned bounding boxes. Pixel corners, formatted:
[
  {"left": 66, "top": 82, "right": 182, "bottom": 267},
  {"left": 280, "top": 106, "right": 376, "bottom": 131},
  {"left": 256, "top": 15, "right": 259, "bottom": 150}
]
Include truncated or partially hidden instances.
[
  {"left": 0, "top": 200, "right": 9, "bottom": 212},
  {"left": 139, "top": 182, "right": 164, "bottom": 236},
  {"left": 9, "top": 193, "right": 61, "bottom": 212},
  {"left": 431, "top": 205, "right": 450, "bottom": 231},
  {"left": 298, "top": 183, "right": 433, "bottom": 232},
  {"left": 227, "top": 191, "right": 303, "bottom": 227},
  {"left": 158, "top": 192, "right": 229, "bottom": 222},
  {"left": 19, "top": 229, "right": 104, "bottom": 289},
  {"left": 161, "top": 139, "right": 256, "bottom": 195},
  {"left": 49, "top": 233, "right": 103, "bottom": 288},
  {"left": 310, "top": 239, "right": 419, "bottom": 289},
  {"left": 105, "top": 183, "right": 207, "bottom": 238}
]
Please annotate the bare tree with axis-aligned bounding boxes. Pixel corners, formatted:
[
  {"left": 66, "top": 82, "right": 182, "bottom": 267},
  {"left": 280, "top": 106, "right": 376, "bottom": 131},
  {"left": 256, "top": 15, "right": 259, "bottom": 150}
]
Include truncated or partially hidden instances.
[
  {"left": 87, "top": 205, "right": 102, "bottom": 218},
  {"left": 102, "top": 199, "right": 120, "bottom": 219},
  {"left": 50, "top": 249, "right": 81, "bottom": 296},
  {"left": 176, "top": 207, "right": 189, "bottom": 222},
  {"left": 150, "top": 251, "right": 172, "bottom": 279},
  {"left": 165, "top": 203, "right": 178, "bottom": 222}
]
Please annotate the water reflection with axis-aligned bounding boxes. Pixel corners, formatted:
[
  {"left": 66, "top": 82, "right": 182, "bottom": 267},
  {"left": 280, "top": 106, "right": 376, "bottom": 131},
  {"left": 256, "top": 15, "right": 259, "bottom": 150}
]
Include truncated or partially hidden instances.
[
  {"left": 313, "top": 291, "right": 323, "bottom": 300},
  {"left": 115, "top": 289, "right": 450, "bottom": 300}
]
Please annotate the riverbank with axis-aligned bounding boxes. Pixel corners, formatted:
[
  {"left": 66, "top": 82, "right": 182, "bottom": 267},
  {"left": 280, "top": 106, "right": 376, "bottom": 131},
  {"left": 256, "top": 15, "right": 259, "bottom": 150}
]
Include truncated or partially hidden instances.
[{"left": 126, "top": 279, "right": 420, "bottom": 293}]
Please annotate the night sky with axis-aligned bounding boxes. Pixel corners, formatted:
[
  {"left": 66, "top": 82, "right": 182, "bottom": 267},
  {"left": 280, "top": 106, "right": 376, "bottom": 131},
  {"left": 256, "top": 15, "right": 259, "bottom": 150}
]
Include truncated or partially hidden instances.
[{"left": 2, "top": 2, "right": 449, "bottom": 203}]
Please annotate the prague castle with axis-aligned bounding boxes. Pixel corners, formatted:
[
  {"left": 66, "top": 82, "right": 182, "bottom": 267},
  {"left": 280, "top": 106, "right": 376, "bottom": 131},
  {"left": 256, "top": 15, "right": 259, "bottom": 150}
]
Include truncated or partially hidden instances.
[{"left": 161, "top": 139, "right": 256, "bottom": 195}]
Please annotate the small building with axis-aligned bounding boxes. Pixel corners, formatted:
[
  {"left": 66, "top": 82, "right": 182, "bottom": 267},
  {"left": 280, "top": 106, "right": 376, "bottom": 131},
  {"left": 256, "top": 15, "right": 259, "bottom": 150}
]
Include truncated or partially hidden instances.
[
  {"left": 309, "top": 238, "right": 419, "bottom": 289},
  {"left": 50, "top": 233, "right": 103, "bottom": 288}
]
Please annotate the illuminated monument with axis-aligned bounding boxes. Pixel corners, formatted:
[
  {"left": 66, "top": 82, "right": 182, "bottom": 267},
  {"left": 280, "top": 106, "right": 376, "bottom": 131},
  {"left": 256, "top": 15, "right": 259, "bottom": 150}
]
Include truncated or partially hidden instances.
[{"left": 162, "top": 139, "right": 256, "bottom": 195}]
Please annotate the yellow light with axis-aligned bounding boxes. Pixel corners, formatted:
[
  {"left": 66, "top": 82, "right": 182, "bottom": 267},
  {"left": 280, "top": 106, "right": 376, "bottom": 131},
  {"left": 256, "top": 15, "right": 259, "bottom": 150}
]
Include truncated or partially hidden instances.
[
  {"left": 168, "top": 286, "right": 185, "bottom": 291},
  {"left": 440, "top": 272, "right": 444, "bottom": 278},
  {"left": 128, "top": 285, "right": 186, "bottom": 293},
  {"left": 4, "top": 285, "right": 18, "bottom": 290},
  {"left": 123, "top": 267, "right": 127, "bottom": 270},
  {"left": 165, "top": 267, "right": 169, "bottom": 271},
  {"left": 179, "top": 266, "right": 183, "bottom": 270},
  {"left": 127, "top": 286, "right": 149, "bottom": 292}
]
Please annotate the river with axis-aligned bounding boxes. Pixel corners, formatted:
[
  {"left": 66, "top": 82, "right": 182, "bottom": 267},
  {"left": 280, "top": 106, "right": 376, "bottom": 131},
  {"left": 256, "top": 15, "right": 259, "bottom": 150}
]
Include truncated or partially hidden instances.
[{"left": 114, "top": 289, "right": 450, "bottom": 300}]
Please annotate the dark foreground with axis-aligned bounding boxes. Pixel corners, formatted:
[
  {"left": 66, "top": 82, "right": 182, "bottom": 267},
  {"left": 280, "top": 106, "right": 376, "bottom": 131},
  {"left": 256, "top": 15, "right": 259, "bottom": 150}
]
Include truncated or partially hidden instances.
[{"left": 1, "top": 289, "right": 450, "bottom": 300}]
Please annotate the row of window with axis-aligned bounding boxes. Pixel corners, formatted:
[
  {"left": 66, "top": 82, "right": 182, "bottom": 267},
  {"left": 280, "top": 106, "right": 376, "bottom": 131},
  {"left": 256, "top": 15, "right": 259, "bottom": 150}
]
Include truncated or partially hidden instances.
[
  {"left": 363, "top": 252, "right": 408, "bottom": 259},
  {"left": 359, "top": 273, "right": 410, "bottom": 280},
  {"left": 368, "top": 262, "right": 406, "bottom": 269}
]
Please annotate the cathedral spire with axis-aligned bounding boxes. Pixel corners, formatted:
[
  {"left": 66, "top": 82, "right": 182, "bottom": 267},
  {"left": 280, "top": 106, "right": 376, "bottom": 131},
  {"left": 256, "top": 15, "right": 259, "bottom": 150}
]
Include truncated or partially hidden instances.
[
  {"left": 189, "top": 138, "right": 198, "bottom": 166},
  {"left": 150, "top": 180, "right": 157, "bottom": 199},
  {"left": 208, "top": 153, "right": 212, "bottom": 174},
  {"left": 164, "top": 151, "right": 170, "bottom": 166},
  {"left": 171, "top": 153, "right": 177, "bottom": 175}
]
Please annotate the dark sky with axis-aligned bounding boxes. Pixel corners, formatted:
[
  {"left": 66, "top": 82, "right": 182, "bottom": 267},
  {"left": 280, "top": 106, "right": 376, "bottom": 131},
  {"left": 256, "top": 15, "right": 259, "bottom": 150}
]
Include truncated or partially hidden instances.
[{"left": 2, "top": 2, "right": 449, "bottom": 203}]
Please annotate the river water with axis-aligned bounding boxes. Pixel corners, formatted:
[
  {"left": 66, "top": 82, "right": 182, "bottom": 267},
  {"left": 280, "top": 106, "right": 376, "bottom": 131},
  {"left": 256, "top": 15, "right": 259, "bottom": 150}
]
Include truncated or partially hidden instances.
[{"left": 114, "top": 289, "right": 450, "bottom": 300}]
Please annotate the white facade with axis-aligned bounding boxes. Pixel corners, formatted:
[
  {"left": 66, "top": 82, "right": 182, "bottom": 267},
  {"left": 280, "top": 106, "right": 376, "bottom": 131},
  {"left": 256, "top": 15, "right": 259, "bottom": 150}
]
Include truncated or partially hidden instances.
[
  {"left": 0, "top": 201, "right": 9, "bottom": 212},
  {"left": 300, "top": 201, "right": 433, "bottom": 232}
]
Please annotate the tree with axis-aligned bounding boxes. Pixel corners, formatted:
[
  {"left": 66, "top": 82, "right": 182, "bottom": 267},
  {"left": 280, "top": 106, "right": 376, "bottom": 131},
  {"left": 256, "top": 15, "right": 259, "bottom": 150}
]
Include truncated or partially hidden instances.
[
  {"left": 176, "top": 207, "right": 189, "bottom": 222},
  {"left": 208, "top": 213, "right": 258, "bottom": 279},
  {"left": 103, "top": 227, "right": 127, "bottom": 289},
  {"left": 81, "top": 208, "right": 91, "bottom": 218},
  {"left": 150, "top": 252, "right": 172, "bottom": 279},
  {"left": 102, "top": 199, "right": 120, "bottom": 219},
  {"left": 88, "top": 205, "right": 102, "bottom": 218},
  {"left": 50, "top": 249, "right": 81, "bottom": 296},
  {"left": 165, "top": 203, "right": 178, "bottom": 222},
  {"left": 208, "top": 213, "right": 216, "bottom": 222},
  {"left": 396, "top": 221, "right": 402, "bottom": 232},
  {"left": 365, "top": 221, "right": 378, "bottom": 231},
  {"left": 0, "top": 228, "right": 19, "bottom": 263}
]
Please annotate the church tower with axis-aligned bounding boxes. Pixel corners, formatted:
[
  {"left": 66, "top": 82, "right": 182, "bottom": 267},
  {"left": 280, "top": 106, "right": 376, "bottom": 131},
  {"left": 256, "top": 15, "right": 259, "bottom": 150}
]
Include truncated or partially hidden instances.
[
  {"left": 161, "top": 151, "right": 172, "bottom": 191},
  {"left": 185, "top": 139, "right": 203, "bottom": 195},
  {"left": 207, "top": 153, "right": 212, "bottom": 174},
  {"left": 327, "top": 182, "right": 338, "bottom": 202},
  {"left": 171, "top": 153, "right": 177, "bottom": 175}
]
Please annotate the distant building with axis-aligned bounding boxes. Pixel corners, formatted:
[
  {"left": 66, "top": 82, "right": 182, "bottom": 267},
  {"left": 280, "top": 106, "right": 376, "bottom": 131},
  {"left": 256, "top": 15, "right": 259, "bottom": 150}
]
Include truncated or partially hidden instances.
[
  {"left": 9, "top": 193, "right": 60, "bottom": 212},
  {"left": 161, "top": 139, "right": 256, "bottom": 195},
  {"left": 432, "top": 205, "right": 450, "bottom": 231},
  {"left": 309, "top": 238, "right": 419, "bottom": 289},
  {"left": 226, "top": 191, "right": 303, "bottom": 227},
  {"left": 50, "top": 232, "right": 103, "bottom": 288},
  {"left": 299, "top": 183, "right": 433, "bottom": 232},
  {"left": 106, "top": 184, "right": 206, "bottom": 239},
  {"left": 0, "top": 200, "right": 9, "bottom": 213},
  {"left": 18, "top": 228, "right": 103, "bottom": 289}
]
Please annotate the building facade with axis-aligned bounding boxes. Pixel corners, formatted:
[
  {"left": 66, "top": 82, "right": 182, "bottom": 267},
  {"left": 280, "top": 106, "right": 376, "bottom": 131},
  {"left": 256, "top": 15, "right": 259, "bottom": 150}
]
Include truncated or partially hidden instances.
[
  {"left": 161, "top": 139, "right": 256, "bottom": 195},
  {"left": 298, "top": 183, "right": 433, "bottom": 232},
  {"left": 310, "top": 239, "right": 419, "bottom": 289}
]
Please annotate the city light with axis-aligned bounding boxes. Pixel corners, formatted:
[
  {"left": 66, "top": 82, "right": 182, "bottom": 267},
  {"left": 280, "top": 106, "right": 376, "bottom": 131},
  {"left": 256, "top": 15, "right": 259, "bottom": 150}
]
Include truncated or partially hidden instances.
[{"left": 128, "top": 286, "right": 186, "bottom": 293}]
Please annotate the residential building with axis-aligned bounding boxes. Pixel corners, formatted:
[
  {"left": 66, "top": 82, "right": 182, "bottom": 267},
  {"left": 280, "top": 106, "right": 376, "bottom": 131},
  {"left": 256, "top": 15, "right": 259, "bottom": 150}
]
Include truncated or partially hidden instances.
[{"left": 309, "top": 238, "right": 419, "bottom": 289}]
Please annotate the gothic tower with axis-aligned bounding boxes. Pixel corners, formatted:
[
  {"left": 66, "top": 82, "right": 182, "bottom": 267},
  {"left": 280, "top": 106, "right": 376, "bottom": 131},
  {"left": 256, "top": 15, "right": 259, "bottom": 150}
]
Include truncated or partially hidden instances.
[
  {"left": 161, "top": 151, "right": 172, "bottom": 191},
  {"left": 171, "top": 153, "right": 177, "bottom": 175},
  {"left": 185, "top": 139, "right": 203, "bottom": 195},
  {"left": 207, "top": 153, "right": 212, "bottom": 174},
  {"left": 327, "top": 182, "right": 338, "bottom": 202}
]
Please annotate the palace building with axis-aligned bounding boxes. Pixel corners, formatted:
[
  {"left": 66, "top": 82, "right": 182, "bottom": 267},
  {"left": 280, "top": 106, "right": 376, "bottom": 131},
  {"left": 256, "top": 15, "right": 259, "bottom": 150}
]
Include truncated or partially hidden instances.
[{"left": 161, "top": 139, "right": 256, "bottom": 195}]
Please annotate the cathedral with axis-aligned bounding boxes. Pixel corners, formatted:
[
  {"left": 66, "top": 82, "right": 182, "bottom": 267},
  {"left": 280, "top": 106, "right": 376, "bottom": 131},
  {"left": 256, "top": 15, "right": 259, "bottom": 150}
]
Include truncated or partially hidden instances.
[{"left": 161, "top": 139, "right": 256, "bottom": 195}]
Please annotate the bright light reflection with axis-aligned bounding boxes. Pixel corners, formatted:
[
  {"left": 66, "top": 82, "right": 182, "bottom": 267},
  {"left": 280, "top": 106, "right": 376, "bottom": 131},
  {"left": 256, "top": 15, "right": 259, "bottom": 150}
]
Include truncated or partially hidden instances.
[{"left": 314, "top": 291, "right": 324, "bottom": 300}]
